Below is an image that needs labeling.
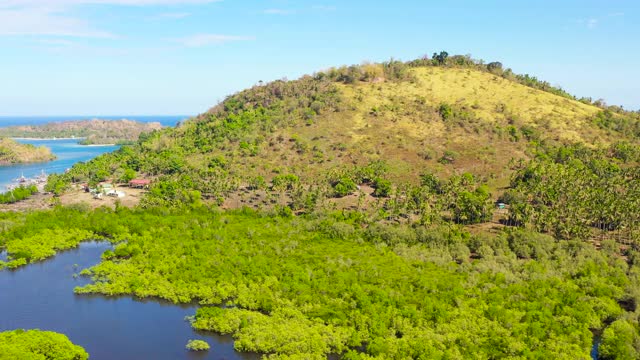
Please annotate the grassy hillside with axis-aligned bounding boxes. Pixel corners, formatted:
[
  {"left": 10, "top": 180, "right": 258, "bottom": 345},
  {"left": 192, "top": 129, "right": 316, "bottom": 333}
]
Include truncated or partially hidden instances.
[
  {"left": 0, "top": 119, "right": 163, "bottom": 145},
  {"left": 0, "top": 138, "right": 55, "bottom": 165},
  {"left": 54, "top": 55, "right": 638, "bottom": 205}
]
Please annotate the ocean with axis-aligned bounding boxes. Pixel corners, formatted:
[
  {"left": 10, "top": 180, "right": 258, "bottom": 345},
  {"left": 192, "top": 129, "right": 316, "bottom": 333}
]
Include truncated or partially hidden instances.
[
  {"left": 0, "top": 115, "right": 190, "bottom": 127},
  {"left": 0, "top": 116, "right": 190, "bottom": 191},
  {"left": 0, "top": 139, "right": 119, "bottom": 192}
]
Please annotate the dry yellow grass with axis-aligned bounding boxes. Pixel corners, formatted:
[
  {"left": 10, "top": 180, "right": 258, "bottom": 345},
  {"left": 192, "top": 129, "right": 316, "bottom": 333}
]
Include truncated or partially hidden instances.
[
  {"left": 339, "top": 67, "right": 603, "bottom": 143},
  {"left": 184, "top": 66, "right": 618, "bottom": 193},
  {"left": 0, "top": 138, "right": 55, "bottom": 165}
]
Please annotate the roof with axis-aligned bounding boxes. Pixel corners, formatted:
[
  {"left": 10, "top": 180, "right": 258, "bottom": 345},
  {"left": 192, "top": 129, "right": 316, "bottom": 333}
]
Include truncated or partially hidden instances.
[{"left": 129, "top": 179, "right": 151, "bottom": 185}]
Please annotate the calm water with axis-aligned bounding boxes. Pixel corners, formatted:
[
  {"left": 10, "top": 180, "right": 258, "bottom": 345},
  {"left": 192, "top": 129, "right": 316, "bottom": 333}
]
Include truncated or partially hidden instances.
[
  {"left": 0, "top": 242, "right": 256, "bottom": 360},
  {"left": 0, "top": 115, "right": 189, "bottom": 127},
  {"left": 0, "top": 139, "right": 118, "bottom": 192}
]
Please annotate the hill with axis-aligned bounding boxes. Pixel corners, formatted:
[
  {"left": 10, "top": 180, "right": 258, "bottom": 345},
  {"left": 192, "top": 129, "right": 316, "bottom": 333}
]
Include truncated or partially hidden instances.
[
  {"left": 0, "top": 138, "right": 55, "bottom": 165},
  {"left": 19, "top": 53, "right": 640, "bottom": 359},
  {"left": 55, "top": 54, "right": 639, "bottom": 205},
  {"left": 0, "top": 119, "right": 163, "bottom": 145}
]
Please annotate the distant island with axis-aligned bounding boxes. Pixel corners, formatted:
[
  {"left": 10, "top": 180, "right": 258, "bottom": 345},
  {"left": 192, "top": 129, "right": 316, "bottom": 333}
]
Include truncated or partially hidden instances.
[
  {"left": 0, "top": 119, "right": 163, "bottom": 145},
  {"left": 0, "top": 137, "right": 56, "bottom": 165}
]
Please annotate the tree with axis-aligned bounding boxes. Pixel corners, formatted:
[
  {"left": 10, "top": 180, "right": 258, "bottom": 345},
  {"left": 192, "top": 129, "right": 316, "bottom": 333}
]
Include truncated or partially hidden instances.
[
  {"left": 487, "top": 62, "right": 503, "bottom": 73},
  {"left": 120, "top": 168, "right": 137, "bottom": 183},
  {"left": 599, "top": 320, "right": 640, "bottom": 359},
  {"left": 372, "top": 178, "right": 392, "bottom": 197},
  {"left": 333, "top": 177, "right": 357, "bottom": 197},
  {"left": 452, "top": 185, "right": 493, "bottom": 224},
  {"left": 186, "top": 339, "right": 210, "bottom": 351},
  {"left": 432, "top": 51, "right": 449, "bottom": 65}
]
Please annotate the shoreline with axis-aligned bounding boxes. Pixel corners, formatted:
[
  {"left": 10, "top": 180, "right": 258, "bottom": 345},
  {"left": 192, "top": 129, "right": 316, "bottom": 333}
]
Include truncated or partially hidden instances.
[
  {"left": 11, "top": 137, "right": 86, "bottom": 141},
  {"left": 11, "top": 137, "right": 118, "bottom": 146}
]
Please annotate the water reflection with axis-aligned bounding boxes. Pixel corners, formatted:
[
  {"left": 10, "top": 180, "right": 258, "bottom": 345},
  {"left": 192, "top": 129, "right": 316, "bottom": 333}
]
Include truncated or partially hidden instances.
[{"left": 0, "top": 242, "right": 256, "bottom": 360}]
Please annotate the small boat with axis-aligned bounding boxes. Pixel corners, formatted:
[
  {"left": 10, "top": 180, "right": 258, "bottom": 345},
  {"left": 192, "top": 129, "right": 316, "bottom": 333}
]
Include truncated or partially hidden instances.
[
  {"left": 34, "top": 170, "right": 48, "bottom": 183},
  {"left": 15, "top": 172, "right": 27, "bottom": 183}
]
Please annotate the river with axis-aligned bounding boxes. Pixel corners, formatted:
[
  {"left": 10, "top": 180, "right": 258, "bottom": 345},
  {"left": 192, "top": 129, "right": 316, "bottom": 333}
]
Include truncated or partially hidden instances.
[
  {"left": 0, "top": 139, "right": 119, "bottom": 192},
  {"left": 0, "top": 242, "right": 256, "bottom": 360}
]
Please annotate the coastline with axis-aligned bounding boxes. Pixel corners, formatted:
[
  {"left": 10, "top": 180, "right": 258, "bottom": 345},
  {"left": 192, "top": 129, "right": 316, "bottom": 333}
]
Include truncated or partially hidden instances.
[
  {"left": 11, "top": 137, "right": 85, "bottom": 141},
  {"left": 0, "top": 157, "right": 57, "bottom": 167},
  {"left": 11, "top": 137, "right": 117, "bottom": 146}
]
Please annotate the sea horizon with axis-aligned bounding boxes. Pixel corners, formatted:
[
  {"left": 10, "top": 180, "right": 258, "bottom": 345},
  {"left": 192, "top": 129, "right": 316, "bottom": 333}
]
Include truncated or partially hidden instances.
[{"left": 0, "top": 115, "right": 191, "bottom": 128}]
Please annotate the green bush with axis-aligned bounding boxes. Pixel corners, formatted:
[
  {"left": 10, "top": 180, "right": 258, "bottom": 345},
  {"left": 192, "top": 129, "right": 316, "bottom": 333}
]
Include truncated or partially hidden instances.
[
  {"left": 332, "top": 177, "right": 357, "bottom": 197},
  {"left": 372, "top": 178, "right": 391, "bottom": 197},
  {"left": 0, "top": 329, "right": 88, "bottom": 359},
  {"left": 272, "top": 174, "right": 299, "bottom": 191},
  {"left": 438, "top": 150, "right": 458, "bottom": 164},
  {"left": 599, "top": 320, "right": 640, "bottom": 359},
  {"left": 0, "top": 185, "right": 38, "bottom": 204},
  {"left": 438, "top": 103, "right": 453, "bottom": 120},
  {"left": 186, "top": 339, "right": 210, "bottom": 351}
]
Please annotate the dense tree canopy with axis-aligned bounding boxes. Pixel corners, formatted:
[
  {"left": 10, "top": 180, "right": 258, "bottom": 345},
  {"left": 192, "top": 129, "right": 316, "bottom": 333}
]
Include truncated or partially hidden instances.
[
  {"left": 0, "top": 329, "right": 88, "bottom": 360},
  {"left": 1, "top": 205, "right": 639, "bottom": 359}
]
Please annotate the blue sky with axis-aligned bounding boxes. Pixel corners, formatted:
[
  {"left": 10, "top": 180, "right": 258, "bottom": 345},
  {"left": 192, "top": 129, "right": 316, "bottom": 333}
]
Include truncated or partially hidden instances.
[{"left": 0, "top": 0, "right": 638, "bottom": 116}]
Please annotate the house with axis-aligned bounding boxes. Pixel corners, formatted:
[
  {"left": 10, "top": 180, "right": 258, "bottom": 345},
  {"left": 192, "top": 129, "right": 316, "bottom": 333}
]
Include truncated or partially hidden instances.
[{"left": 129, "top": 179, "right": 151, "bottom": 189}]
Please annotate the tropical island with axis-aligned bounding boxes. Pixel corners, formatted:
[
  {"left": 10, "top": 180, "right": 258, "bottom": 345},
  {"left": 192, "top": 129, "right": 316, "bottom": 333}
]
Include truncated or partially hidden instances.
[
  {"left": 1, "top": 54, "right": 639, "bottom": 359},
  {"left": 0, "top": 119, "right": 163, "bottom": 145},
  {"left": 0, "top": 137, "right": 56, "bottom": 166}
]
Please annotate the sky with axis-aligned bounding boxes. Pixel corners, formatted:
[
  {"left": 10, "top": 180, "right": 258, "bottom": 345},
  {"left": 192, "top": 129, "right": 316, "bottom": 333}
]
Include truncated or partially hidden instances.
[{"left": 0, "top": 0, "right": 638, "bottom": 116}]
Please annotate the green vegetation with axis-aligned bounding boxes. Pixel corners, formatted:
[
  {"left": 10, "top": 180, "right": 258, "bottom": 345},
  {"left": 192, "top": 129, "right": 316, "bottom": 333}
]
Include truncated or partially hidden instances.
[
  {"left": 1, "top": 53, "right": 636, "bottom": 358},
  {"left": 0, "top": 138, "right": 55, "bottom": 165},
  {"left": 0, "top": 329, "right": 88, "bottom": 360},
  {"left": 599, "top": 320, "right": 640, "bottom": 359},
  {"left": 46, "top": 53, "right": 637, "bottom": 218},
  {"left": 0, "top": 205, "right": 637, "bottom": 358},
  {"left": 0, "top": 185, "right": 38, "bottom": 204},
  {"left": 185, "top": 339, "right": 210, "bottom": 351},
  {"left": 506, "top": 143, "right": 640, "bottom": 241},
  {"left": 0, "top": 119, "right": 163, "bottom": 145}
]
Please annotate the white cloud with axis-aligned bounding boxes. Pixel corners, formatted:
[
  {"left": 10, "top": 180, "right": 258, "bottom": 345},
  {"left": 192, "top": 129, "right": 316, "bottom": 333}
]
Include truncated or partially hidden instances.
[
  {"left": 0, "top": 7, "right": 115, "bottom": 37},
  {"left": 587, "top": 18, "right": 598, "bottom": 29},
  {"left": 0, "top": 1, "right": 219, "bottom": 7},
  {"left": 172, "top": 34, "right": 255, "bottom": 47},
  {"left": 0, "top": 0, "right": 219, "bottom": 37}
]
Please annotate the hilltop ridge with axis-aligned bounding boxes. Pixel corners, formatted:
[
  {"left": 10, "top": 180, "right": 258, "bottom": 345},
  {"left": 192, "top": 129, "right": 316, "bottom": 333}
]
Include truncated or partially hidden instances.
[
  {"left": 0, "top": 119, "right": 163, "bottom": 145},
  {"left": 53, "top": 53, "right": 639, "bottom": 213}
]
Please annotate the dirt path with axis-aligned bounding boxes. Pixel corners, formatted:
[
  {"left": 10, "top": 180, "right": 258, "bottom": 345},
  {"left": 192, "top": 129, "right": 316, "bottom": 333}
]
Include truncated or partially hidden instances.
[{"left": 0, "top": 185, "right": 145, "bottom": 212}]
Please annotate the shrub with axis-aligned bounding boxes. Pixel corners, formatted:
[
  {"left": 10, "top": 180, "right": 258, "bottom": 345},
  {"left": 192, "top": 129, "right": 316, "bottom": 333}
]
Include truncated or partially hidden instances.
[
  {"left": 186, "top": 339, "right": 210, "bottom": 351},
  {"left": 332, "top": 177, "right": 357, "bottom": 197},
  {"left": 598, "top": 320, "right": 640, "bottom": 359},
  {"left": 272, "top": 174, "right": 299, "bottom": 191},
  {"left": 372, "top": 178, "right": 391, "bottom": 197},
  {"left": 0, "top": 185, "right": 38, "bottom": 204},
  {"left": 438, "top": 103, "right": 453, "bottom": 120},
  {"left": 420, "top": 173, "right": 442, "bottom": 193},
  {"left": 248, "top": 176, "right": 266, "bottom": 190},
  {"left": 438, "top": 150, "right": 458, "bottom": 164}
]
